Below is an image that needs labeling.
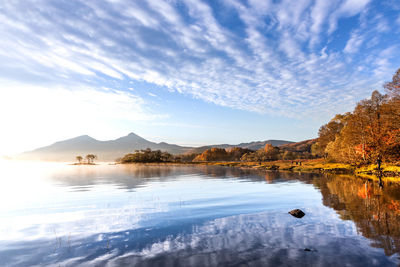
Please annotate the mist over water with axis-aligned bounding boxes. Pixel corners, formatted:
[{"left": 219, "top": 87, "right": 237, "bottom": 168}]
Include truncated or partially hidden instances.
[{"left": 0, "top": 161, "right": 399, "bottom": 266}]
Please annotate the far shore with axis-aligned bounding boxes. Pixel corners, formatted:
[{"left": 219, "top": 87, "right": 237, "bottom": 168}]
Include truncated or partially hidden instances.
[
  {"left": 87, "top": 159, "right": 400, "bottom": 181},
  {"left": 69, "top": 163, "right": 98, "bottom": 165}
]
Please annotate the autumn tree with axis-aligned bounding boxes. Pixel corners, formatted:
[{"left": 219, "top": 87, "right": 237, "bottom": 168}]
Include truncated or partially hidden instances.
[
  {"left": 86, "top": 154, "right": 97, "bottom": 164},
  {"left": 120, "top": 149, "right": 173, "bottom": 163},
  {"left": 174, "top": 153, "right": 198, "bottom": 162},
  {"left": 383, "top": 68, "right": 400, "bottom": 161},
  {"left": 76, "top": 155, "right": 83, "bottom": 163},
  {"left": 384, "top": 68, "right": 400, "bottom": 99},
  {"left": 314, "top": 113, "right": 349, "bottom": 157},
  {"left": 282, "top": 150, "right": 296, "bottom": 160},
  {"left": 240, "top": 144, "right": 280, "bottom": 162},
  {"left": 192, "top": 147, "right": 254, "bottom": 162},
  {"left": 323, "top": 91, "right": 388, "bottom": 163},
  {"left": 263, "top": 144, "right": 280, "bottom": 160},
  {"left": 325, "top": 112, "right": 364, "bottom": 163},
  {"left": 193, "top": 148, "right": 228, "bottom": 162},
  {"left": 361, "top": 91, "right": 387, "bottom": 161},
  {"left": 321, "top": 68, "right": 400, "bottom": 163},
  {"left": 227, "top": 147, "right": 253, "bottom": 161}
]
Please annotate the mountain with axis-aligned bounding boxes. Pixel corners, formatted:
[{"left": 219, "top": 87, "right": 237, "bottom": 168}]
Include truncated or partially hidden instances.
[
  {"left": 18, "top": 132, "right": 192, "bottom": 162},
  {"left": 187, "top": 140, "right": 294, "bottom": 154},
  {"left": 17, "top": 133, "right": 295, "bottom": 162},
  {"left": 278, "top": 139, "right": 317, "bottom": 153}
]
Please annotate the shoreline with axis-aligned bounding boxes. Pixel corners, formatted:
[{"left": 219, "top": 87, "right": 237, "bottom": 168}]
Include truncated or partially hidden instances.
[
  {"left": 116, "top": 159, "right": 400, "bottom": 181},
  {"left": 69, "top": 163, "right": 98, "bottom": 165}
]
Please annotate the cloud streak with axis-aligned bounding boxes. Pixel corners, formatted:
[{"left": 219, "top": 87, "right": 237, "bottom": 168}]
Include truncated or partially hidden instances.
[{"left": 0, "top": 0, "right": 399, "bottom": 119}]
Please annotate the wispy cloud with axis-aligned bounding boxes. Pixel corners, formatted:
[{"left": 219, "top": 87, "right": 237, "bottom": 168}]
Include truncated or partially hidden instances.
[
  {"left": 328, "top": 0, "right": 371, "bottom": 33},
  {"left": 0, "top": 0, "right": 399, "bottom": 121},
  {"left": 344, "top": 32, "right": 365, "bottom": 54}
]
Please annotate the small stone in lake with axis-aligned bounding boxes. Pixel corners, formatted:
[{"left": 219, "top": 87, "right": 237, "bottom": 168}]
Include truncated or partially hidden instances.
[
  {"left": 304, "top": 248, "right": 311, "bottom": 252},
  {"left": 289, "top": 209, "right": 305, "bottom": 218}
]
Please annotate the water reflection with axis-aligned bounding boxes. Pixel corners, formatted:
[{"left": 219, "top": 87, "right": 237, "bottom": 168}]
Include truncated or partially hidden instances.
[
  {"left": 0, "top": 162, "right": 399, "bottom": 266},
  {"left": 316, "top": 174, "right": 400, "bottom": 257},
  {"left": 50, "top": 164, "right": 321, "bottom": 190},
  {"left": 2, "top": 210, "right": 394, "bottom": 267}
]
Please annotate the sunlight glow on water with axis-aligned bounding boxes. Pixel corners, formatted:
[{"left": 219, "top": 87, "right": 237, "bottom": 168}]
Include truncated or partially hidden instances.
[{"left": 0, "top": 160, "right": 398, "bottom": 266}]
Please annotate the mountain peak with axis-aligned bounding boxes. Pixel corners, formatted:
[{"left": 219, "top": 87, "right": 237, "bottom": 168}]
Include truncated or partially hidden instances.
[
  {"left": 75, "top": 135, "right": 94, "bottom": 140},
  {"left": 115, "top": 132, "right": 146, "bottom": 142},
  {"left": 59, "top": 135, "right": 96, "bottom": 143},
  {"left": 127, "top": 132, "right": 140, "bottom": 137},
  {"left": 55, "top": 134, "right": 97, "bottom": 144}
]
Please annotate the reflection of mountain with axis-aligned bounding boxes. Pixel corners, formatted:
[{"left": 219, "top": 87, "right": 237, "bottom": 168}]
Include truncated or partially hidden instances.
[{"left": 317, "top": 175, "right": 400, "bottom": 256}]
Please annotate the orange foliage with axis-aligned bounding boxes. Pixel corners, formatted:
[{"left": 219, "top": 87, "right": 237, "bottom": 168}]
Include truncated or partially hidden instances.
[
  {"left": 193, "top": 147, "right": 253, "bottom": 162},
  {"left": 354, "top": 144, "right": 372, "bottom": 158},
  {"left": 388, "top": 200, "right": 400, "bottom": 216},
  {"left": 357, "top": 184, "right": 372, "bottom": 199}
]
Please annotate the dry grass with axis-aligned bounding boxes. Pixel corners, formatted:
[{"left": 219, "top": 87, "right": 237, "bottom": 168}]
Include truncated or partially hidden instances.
[{"left": 195, "top": 159, "right": 400, "bottom": 181}]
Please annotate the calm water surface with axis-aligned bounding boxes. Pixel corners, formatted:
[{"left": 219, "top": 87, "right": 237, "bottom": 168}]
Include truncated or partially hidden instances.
[{"left": 0, "top": 161, "right": 400, "bottom": 266}]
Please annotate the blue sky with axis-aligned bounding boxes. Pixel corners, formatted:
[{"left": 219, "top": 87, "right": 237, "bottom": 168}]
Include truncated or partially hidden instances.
[{"left": 0, "top": 0, "right": 400, "bottom": 155}]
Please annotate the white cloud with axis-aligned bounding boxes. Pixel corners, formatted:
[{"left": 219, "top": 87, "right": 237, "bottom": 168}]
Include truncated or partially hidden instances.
[
  {"left": 372, "top": 45, "right": 398, "bottom": 79},
  {"left": 309, "top": 0, "right": 335, "bottom": 45},
  {"left": 279, "top": 31, "right": 305, "bottom": 60},
  {"left": 328, "top": 0, "right": 371, "bottom": 33},
  {"left": 396, "top": 16, "right": 400, "bottom": 26},
  {"left": 375, "top": 17, "right": 389, "bottom": 33},
  {"left": 340, "top": 0, "right": 371, "bottom": 16},
  {"left": 344, "top": 32, "right": 364, "bottom": 53},
  {"left": 0, "top": 0, "right": 398, "bottom": 130}
]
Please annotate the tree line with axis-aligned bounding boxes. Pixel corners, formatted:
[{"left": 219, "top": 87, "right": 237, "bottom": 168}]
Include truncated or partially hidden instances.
[
  {"left": 119, "top": 148, "right": 174, "bottom": 163},
  {"left": 119, "top": 144, "right": 315, "bottom": 164}
]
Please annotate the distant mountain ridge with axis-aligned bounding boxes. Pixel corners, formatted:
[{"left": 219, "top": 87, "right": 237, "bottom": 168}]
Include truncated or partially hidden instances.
[
  {"left": 18, "top": 132, "right": 295, "bottom": 162},
  {"left": 278, "top": 139, "right": 317, "bottom": 153},
  {"left": 187, "top": 140, "right": 293, "bottom": 154}
]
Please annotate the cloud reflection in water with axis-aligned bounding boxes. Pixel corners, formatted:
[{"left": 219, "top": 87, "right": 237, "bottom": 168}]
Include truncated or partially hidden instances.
[{"left": 0, "top": 162, "right": 398, "bottom": 266}]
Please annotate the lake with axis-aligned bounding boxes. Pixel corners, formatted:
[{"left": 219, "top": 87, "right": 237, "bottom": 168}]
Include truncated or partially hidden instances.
[{"left": 0, "top": 161, "right": 399, "bottom": 266}]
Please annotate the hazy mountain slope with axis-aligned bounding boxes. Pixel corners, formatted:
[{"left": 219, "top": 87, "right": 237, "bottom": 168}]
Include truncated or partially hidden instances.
[
  {"left": 18, "top": 133, "right": 193, "bottom": 161},
  {"left": 278, "top": 139, "right": 317, "bottom": 153},
  {"left": 237, "top": 140, "right": 293, "bottom": 150}
]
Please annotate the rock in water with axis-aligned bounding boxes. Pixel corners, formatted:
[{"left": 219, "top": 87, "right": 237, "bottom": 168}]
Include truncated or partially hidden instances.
[{"left": 289, "top": 209, "right": 305, "bottom": 218}]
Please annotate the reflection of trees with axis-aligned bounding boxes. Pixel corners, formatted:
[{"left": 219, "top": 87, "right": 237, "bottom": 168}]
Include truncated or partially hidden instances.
[
  {"left": 317, "top": 174, "right": 400, "bottom": 256},
  {"left": 220, "top": 169, "right": 400, "bottom": 257},
  {"left": 50, "top": 165, "right": 291, "bottom": 188}
]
